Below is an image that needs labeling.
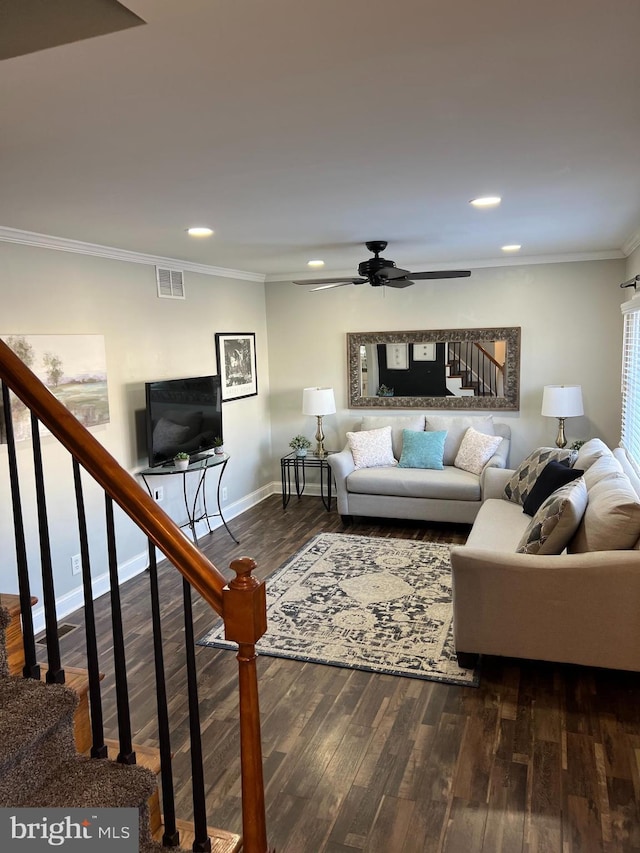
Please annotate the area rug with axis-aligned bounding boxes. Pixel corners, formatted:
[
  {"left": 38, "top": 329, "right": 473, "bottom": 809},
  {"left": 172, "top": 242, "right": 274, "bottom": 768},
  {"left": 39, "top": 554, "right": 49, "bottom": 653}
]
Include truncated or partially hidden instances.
[{"left": 197, "top": 532, "right": 479, "bottom": 687}]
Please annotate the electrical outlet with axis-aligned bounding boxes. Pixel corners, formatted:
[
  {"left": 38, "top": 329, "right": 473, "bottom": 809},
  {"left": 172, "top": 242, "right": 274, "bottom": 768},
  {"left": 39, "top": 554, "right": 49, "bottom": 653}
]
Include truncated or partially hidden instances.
[
  {"left": 153, "top": 486, "right": 164, "bottom": 502},
  {"left": 222, "top": 487, "right": 228, "bottom": 502},
  {"left": 71, "top": 554, "right": 82, "bottom": 576}
]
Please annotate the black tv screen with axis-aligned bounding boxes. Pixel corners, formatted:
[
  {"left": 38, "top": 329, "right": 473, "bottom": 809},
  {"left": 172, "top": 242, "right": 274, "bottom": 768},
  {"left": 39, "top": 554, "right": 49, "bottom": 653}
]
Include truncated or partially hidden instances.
[{"left": 145, "top": 375, "right": 223, "bottom": 467}]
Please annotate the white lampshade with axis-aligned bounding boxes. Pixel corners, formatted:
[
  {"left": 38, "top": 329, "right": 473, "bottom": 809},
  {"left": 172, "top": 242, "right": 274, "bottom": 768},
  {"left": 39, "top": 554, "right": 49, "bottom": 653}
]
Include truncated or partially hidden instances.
[
  {"left": 541, "top": 385, "right": 584, "bottom": 418},
  {"left": 302, "top": 386, "right": 336, "bottom": 416}
]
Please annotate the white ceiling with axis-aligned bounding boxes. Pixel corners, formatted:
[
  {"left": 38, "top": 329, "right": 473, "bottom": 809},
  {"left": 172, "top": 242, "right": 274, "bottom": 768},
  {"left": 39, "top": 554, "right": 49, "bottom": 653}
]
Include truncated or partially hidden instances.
[{"left": 2, "top": 0, "right": 639, "bottom": 281}]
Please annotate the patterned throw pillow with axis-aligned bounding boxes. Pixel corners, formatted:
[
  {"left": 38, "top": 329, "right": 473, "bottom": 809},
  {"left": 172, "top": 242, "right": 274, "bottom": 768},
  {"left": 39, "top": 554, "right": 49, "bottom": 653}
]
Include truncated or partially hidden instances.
[
  {"left": 453, "top": 427, "right": 503, "bottom": 475},
  {"left": 516, "top": 477, "right": 588, "bottom": 555},
  {"left": 346, "top": 426, "right": 397, "bottom": 470},
  {"left": 425, "top": 415, "right": 495, "bottom": 465},
  {"left": 397, "top": 430, "right": 447, "bottom": 469},
  {"left": 504, "top": 447, "right": 578, "bottom": 506}
]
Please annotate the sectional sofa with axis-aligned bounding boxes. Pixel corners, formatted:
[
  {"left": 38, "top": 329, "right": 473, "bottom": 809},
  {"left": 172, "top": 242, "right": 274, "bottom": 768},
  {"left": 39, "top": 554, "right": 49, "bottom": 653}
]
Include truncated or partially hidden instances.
[{"left": 451, "top": 439, "right": 640, "bottom": 672}]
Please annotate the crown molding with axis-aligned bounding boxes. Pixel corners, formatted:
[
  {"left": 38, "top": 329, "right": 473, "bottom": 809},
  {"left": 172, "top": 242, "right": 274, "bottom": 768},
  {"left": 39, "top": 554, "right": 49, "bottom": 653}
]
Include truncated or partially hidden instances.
[
  {"left": 622, "top": 227, "right": 640, "bottom": 257},
  {"left": 0, "top": 227, "right": 266, "bottom": 282},
  {"left": 269, "top": 249, "right": 626, "bottom": 283}
]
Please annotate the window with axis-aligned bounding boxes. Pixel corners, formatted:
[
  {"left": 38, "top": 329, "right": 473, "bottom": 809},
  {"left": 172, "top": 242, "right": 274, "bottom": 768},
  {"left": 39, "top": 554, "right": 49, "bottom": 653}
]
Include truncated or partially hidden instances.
[{"left": 621, "top": 295, "right": 640, "bottom": 469}]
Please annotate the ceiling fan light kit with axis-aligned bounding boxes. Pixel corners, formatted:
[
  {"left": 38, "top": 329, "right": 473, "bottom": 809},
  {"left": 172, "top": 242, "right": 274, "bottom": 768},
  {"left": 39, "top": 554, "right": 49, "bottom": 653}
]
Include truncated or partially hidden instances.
[{"left": 293, "top": 241, "right": 471, "bottom": 291}]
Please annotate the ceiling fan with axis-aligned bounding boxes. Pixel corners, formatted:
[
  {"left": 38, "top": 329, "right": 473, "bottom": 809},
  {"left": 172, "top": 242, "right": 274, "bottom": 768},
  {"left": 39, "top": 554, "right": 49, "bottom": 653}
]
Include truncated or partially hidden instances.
[{"left": 293, "top": 241, "right": 471, "bottom": 291}]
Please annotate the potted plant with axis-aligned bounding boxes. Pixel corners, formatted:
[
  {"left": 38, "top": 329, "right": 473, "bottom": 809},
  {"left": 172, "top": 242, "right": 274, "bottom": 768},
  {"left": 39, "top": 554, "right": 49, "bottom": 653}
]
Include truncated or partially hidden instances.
[
  {"left": 289, "top": 434, "right": 312, "bottom": 457},
  {"left": 213, "top": 436, "right": 224, "bottom": 455},
  {"left": 376, "top": 384, "right": 394, "bottom": 397},
  {"left": 173, "top": 451, "right": 190, "bottom": 470}
]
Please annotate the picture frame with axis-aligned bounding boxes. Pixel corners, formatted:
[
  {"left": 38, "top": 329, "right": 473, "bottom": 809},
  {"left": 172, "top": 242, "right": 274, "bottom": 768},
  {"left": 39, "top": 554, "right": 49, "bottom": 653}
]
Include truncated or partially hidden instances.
[{"left": 215, "top": 332, "right": 258, "bottom": 402}]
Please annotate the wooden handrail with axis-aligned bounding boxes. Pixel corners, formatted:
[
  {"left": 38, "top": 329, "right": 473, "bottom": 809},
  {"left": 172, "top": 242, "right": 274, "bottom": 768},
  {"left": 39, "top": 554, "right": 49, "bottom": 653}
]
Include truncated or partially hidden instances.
[
  {"left": 474, "top": 343, "right": 504, "bottom": 370},
  {"left": 0, "top": 339, "right": 225, "bottom": 614}
]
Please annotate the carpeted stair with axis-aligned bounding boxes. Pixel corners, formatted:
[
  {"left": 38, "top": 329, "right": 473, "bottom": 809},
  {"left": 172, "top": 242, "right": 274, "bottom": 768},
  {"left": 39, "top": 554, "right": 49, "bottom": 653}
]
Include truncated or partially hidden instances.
[{"left": 0, "top": 604, "right": 177, "bottom": 852}]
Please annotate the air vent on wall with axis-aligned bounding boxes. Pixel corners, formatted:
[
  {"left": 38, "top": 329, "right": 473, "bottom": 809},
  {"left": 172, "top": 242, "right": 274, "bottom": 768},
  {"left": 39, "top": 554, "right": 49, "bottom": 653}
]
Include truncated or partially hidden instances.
[{"left": 156, "top": 266, "right": 185, "bottom": 300}]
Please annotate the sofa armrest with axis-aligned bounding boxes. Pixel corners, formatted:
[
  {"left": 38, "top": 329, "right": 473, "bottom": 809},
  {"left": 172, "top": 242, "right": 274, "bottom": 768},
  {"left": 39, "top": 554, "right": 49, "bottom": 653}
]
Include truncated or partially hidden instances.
[
  {"left": 480, "top": 465, "right": 514, "bottom": 500},
  {"left": 450, "top": 546, "right": 640, "bottom": 671},
  {"left": 328, "top": 446, "right": 356, "bottom": 515}
]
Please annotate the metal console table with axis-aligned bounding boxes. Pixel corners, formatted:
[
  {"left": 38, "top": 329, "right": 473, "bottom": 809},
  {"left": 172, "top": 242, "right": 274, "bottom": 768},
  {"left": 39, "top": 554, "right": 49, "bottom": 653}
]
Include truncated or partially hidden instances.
[
  {"left": 280, "top": 450, "right": 336, "bottom": 512},
  {"left": 140, "top": 452, "right": 239, "bottom": 545}
]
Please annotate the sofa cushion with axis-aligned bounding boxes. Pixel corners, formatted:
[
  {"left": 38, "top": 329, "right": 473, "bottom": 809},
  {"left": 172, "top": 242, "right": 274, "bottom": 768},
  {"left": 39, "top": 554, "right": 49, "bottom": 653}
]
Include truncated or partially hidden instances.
[
  {"left": 454, "top": 427, "right": 503, "bottom": 475},
  {"left": 465, "top": 498, "right": 530, "bottom": 551},
  {"left": 361, "top": 415, "right": 425, "bottom": 459},
  {"left": 568, "top": 474, "right": 640, "bottom": 552},
  {"left": 575, "top": 437, "right": 613, "bottom": 470},
  {"left": 582, "top": 454, "right": 623, "bottom": 490},
  {"left": 398, "top": 429, "right": 446, "bottom": 469},
  {"left": 522, "top": 460, "right": 585, "bottom": 516},
  {"left": 346, "top": 465, "right": 482, "bottom": 501},
  {"left": 516, "top": 477, "right": 588, "bottom": 555},
  {"left": 504, "top": 446, "right": 578, "bottom": 506},
  {"left": 425, "top": 415, "right": 495, "bottom": 465},
  {"left": 346, "top": 426, "right": 397, "bottom": 470}
]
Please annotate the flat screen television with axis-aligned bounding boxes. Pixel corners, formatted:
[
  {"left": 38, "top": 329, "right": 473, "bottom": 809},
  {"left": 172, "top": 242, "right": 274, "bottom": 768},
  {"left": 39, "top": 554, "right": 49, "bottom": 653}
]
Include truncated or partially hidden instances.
[{"left": 145, "top": 375, "right": 223, "bottom": 467}]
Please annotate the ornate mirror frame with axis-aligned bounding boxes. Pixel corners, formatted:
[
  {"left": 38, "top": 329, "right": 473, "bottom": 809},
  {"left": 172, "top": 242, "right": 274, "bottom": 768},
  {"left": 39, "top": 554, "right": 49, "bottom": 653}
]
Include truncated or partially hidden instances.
[{"left": 347, "top": 327, "right": 521, "bottom": 410}]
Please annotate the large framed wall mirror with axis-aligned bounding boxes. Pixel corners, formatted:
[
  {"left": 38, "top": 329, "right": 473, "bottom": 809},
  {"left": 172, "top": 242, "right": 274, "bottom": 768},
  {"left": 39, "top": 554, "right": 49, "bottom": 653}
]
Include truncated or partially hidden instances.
[{"left": 347, "top": 327, "right": 521, "bottom": 410}]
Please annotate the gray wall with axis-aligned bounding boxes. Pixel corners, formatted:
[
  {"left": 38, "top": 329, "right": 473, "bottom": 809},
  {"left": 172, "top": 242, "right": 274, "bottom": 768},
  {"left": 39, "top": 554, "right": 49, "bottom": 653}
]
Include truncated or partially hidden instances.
[
  {"left": 0, "top": 241, "right": 271, "bottom": 627},
  {"left": 266, "top": 259, "right": 627, "bottom": 473}
]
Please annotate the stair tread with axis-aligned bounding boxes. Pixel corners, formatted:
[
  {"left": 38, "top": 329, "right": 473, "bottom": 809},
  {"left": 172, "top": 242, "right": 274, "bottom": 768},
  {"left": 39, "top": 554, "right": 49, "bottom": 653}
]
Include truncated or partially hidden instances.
[
  {"left": 0, "top": 677, "right": 77, "bottom": 768},
  {"left": 103, "top": 739, "right": 162, "bottom": 774},
  {"left": 39, "top": 664, "right": 105, "bottom": 696},
  {"left": 154, "top": 819, "right": 241, "bottom": 852},
  {"left": 23, "top": 755, "right": 157, "bottom": 809},
  {"left": 0, "top": 593, "right": 37, "bottom": 618}
]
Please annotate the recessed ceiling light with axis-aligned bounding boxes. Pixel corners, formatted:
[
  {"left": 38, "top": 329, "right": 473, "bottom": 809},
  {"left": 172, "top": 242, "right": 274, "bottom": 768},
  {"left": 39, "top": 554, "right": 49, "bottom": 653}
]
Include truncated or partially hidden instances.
[
  {"left": 186, "top": 226, "right": 214, "bottom": 237},
  {"left": 307, "top": 259, "right": 325, "bottom": 268},
  {"left": 501, "top": 244, "right": 521, "bottom": 252},
  {"left": 469, "top": 196, "right": 501, "bottom": 208}
]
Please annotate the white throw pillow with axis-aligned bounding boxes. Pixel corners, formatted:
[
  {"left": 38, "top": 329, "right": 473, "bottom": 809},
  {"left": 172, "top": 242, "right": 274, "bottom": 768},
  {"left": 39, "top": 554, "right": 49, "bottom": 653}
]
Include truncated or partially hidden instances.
[
  {"left": 516, "top": 477, "right": 588, "bottom": 555},
  {"left": 425, "top": 415, "right": 494, "bottom": 465},
  {"left": 361, "top": 415, "right": 425, "bottom": 460},
  {"left": 346, "top": 426, "right": 397, "bottom": 470},
  {"left": 454, "top": 427, "right": 503, "bottom": 475}
]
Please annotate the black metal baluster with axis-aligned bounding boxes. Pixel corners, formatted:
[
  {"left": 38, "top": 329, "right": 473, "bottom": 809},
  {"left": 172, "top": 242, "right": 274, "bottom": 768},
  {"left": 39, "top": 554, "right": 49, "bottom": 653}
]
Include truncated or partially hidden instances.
[
  {"left": 105, "top": 495, "right": 135, "bottom": 765},
  {"left": 182, "top": 577, "right": 211, "bottom": 851},
  {"left": 1, "top": 382, "right": 39, "bottom": 679},
  {"left": 147, "top": 541, "right": 180, "bottom": 847},
  {"left": 73, "top": 459, "right": 107, "bottom": 758},
  {"left": 31, "top": 411, "right": 64, "bottom": 684}
]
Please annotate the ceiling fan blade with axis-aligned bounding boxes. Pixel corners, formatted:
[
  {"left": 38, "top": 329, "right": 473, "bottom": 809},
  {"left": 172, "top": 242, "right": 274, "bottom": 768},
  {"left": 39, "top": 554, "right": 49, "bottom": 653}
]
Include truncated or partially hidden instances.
[
  {"left": 410, "top": 270, "right": 472, "bottom": 280},
  {"left": 384, "top": 279, "right": 414, "bottom": 288},
  {"left": 292, "top": 277, "right": 367, "bottom": 285},
  {"left": 310, "top": 281, "right": 354, "bottom": 291},
  {"left": 376, "top": 265, "right": 411, "bottom": 280}
]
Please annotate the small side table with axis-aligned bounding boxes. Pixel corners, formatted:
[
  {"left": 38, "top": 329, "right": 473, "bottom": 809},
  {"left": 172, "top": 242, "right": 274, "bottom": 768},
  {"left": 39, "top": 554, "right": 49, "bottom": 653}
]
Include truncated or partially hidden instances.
[
  {"left": 140, "top": 453, "right": 239, "bottom": 545},
  {"left": 281, "top": 451, "right": 336, "bottom": 512}
]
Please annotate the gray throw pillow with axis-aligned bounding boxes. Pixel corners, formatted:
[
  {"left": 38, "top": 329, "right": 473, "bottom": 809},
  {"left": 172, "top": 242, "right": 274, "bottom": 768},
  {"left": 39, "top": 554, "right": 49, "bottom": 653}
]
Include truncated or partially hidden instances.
[
  {"left": 516, "top": 477, "right": 588, "bottom": 555},
  {"left": 504, "top": 446, "right": 578, "bottom": 506}
]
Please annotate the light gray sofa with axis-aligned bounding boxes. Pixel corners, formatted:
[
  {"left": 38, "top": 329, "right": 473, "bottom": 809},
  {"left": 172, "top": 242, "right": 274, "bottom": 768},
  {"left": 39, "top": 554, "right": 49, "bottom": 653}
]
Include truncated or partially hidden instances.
[
  {"left": 451, "top": 439, "right": 640, "bottom": 672},
  {"left": 328, "top": 414, "right": 511, "bottom": 525}
]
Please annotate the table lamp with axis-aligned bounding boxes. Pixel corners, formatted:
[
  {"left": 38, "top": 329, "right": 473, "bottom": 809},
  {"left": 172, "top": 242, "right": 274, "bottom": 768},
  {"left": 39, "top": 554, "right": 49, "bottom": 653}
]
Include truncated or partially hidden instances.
[
  {"left": 541, "top": 385, "right": 584, "bottom": 448},
  {"left": 302, "top": 387, "right": 336, "bottom": 458}
]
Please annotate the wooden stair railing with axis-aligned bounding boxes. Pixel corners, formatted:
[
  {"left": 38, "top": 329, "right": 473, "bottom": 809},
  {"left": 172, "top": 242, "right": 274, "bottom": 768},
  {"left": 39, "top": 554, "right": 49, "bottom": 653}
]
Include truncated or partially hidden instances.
[{"left": 0, "top": 339, "right": 271, "bottom": 853}]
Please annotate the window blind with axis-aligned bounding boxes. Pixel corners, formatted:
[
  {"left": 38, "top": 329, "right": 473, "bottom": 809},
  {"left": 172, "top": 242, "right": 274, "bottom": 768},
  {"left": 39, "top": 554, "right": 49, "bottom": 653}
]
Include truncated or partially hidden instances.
[{"left": 621, "top": 296, "right": 640, "bottom": 469}]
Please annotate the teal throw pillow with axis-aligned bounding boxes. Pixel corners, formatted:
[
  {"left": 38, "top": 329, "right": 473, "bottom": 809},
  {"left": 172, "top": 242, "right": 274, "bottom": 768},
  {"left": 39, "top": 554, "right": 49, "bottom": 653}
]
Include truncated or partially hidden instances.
[{"left": 398, "top": 429, "right": 447, "bottom": 469}]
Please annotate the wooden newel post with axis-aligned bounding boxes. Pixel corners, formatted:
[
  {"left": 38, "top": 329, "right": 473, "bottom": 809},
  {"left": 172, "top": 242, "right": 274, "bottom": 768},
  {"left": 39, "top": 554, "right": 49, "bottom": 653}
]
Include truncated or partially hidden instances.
[{"left": 223, "top": 557, "right": 273, "bottom": 853}]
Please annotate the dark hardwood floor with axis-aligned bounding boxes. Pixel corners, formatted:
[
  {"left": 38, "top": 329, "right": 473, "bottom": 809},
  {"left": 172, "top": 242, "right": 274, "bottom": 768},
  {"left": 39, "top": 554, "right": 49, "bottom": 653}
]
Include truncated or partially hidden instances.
[{"left": 57, "top": 494, "right": 640, "bottom": 852}]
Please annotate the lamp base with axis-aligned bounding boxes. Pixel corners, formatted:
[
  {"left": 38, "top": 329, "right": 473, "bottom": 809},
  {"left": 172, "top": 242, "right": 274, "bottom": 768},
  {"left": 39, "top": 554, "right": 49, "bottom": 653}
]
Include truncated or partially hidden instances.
[
  {"left": 315, "top": 415, "right": 327, "bottom": 458},
  {"left": 555, "top": 417, "right": 567, "bottom": 448}
]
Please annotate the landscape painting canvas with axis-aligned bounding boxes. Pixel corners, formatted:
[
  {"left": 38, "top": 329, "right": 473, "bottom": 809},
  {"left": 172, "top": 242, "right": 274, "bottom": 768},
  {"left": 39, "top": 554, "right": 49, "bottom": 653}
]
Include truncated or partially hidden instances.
[{"left": 0, "top": 334, "right": 109, "bottom": 443}]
